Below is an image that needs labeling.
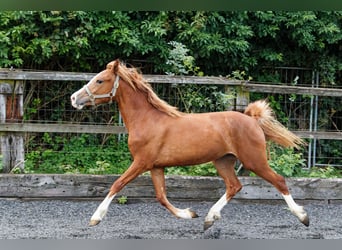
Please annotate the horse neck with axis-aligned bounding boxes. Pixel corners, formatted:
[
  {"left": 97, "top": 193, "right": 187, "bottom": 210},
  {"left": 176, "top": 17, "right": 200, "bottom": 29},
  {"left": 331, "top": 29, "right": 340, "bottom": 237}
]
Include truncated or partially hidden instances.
[{"left": 116, "top": 82, "right": 159, "bottom": 132}]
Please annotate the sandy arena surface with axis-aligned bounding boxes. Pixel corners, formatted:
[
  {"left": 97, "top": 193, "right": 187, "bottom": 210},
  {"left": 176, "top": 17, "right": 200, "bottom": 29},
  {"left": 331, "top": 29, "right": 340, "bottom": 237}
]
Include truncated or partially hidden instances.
[{"left": 0, "top": 199, "right": 341, "bottom": 239}]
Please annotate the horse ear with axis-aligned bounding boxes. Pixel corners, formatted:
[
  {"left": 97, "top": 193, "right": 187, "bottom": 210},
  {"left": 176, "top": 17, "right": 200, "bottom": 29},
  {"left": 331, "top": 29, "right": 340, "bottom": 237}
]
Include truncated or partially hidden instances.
[
  {"left": 106, "top": 59, "right": 120, "bottom": 73},
  {"left": 112, "top": 59, "right": 120, "bottom": 73}
]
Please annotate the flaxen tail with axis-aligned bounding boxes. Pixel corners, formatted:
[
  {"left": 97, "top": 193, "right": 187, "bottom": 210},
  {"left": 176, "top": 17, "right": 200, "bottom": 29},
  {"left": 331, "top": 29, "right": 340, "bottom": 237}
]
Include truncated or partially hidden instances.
[{"left": 244, "top": 100, "right": 305, "bottom": 149}]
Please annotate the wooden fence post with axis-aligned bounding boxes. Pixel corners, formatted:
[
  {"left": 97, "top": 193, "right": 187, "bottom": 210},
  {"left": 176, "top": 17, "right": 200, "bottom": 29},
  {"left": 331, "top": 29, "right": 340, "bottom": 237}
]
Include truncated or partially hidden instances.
[
  {"left": 0, "top": 80, "right": 24, "bottom": 173},
  {"left": 235, "top": 86, "right": 250, "bottom": 111},
  {"left": 225, "top": 85, "right": 250, "bottom": 111}
]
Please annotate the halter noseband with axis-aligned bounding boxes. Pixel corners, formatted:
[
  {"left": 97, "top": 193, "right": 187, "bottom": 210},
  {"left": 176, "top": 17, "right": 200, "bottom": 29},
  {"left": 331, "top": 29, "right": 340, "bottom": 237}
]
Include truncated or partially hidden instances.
[{"left": 84, "top": 75, "right": 120, "bottom": 106}]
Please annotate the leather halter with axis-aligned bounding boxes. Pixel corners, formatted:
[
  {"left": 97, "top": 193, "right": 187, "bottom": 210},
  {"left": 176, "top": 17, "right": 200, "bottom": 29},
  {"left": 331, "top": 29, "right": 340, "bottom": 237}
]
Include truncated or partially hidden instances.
[{"left": 84, "top": 75, "right": 120, "bottom": 106}]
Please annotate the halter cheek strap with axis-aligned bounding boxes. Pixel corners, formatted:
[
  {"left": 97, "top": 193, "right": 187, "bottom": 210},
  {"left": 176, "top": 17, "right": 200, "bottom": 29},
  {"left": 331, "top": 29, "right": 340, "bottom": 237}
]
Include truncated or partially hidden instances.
[{"left": 84, "top": 75, "right": 120, "bottom": 106}]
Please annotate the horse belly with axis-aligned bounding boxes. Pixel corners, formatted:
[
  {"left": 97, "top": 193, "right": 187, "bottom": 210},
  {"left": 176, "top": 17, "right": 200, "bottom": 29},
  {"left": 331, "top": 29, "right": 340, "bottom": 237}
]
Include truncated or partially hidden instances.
[{"left": 154, "top": 127, "right": 229, "bottom": 167}]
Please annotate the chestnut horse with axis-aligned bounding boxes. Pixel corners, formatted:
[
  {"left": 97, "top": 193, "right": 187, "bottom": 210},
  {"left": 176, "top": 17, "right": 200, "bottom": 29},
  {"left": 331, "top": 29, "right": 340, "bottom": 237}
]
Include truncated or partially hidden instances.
[{"left": 71, "top": 59, "right": 309, "bottom": 230}]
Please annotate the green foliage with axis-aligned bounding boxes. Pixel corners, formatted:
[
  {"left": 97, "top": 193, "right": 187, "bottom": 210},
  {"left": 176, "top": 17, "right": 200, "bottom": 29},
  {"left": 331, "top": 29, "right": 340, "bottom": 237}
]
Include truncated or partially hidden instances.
[
  {"left": 164, "top": 39, "right": 234, "bottom": 113},
  {"left": 302, "top": 166, "right": 341, "bottom": 178},
  {"left": 1, "top": 11, "right": 341, "bottom": 177},
  {"left": 175, "top": 85, "right": 235, "bottom": 113},
  {"left": 22, "top": 133, "right": 341, "bottom": 178},
  {"left": 166, "top": 41, "right": 202, "bottom": 76},
  {"left": 267, "top": 145, "right": 307, "bottom": 177},
  {"left": 117, "top": 196, "right": 128, "bottom": 205},
  {"left": 316, "top": 140, "right": 342, "bottom": 166},
  {"left": 165, "top": 163, "right": 218, "bottom": 176},
  {"left": 1, "top": 11, "right": 341, "bottom": 83},
  {"left": 267, "top": 95, "right": 289, "bottom": 124},
  {"left": 164, "top": 38, "right": 233, "bottom": 113},
  {"left": 24, "top": 98, "right": 41, "bottom": 120},
  {"left": 249, "top": 143, "right": 341, "bottom": 178},
  {"left": 10, "top": 167, "right": 22, "bottom": 174},
  {"left": 24, "top": 134, "right": 132, "bottom": 174}
]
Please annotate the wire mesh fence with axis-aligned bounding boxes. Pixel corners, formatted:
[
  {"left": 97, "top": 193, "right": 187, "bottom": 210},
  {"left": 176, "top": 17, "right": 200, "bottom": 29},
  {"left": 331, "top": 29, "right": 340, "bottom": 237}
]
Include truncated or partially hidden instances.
[{"left": 0, "top": 67, "right": 341, "bottom": 174}]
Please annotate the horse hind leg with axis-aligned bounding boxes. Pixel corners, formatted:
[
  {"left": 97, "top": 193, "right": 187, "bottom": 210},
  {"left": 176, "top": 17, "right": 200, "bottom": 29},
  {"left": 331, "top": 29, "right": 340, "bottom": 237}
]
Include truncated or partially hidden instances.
[
  {"left": 241, "top": 151, "right": 309, "bottom": 227},
  {"left": 150, "top": 168, "right": 199, "bottom": 219},
  {"left": 282, "top": 193, "right": 309, "bottom": 226},
  {"left": 204, "top": 154, "right": 242, "bottom": 230}
]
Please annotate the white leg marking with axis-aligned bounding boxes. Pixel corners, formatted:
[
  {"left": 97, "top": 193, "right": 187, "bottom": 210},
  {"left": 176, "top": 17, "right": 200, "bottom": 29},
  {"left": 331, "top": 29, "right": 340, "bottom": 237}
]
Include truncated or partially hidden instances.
[
  {"left": 175, "top": 208, "right": 195, "bottom": 219},
  {"left": 282, "top": 194, "right": 308, "bottom": 222},
  {"left": 90, "top": 193, "right": 116, "bottom": 223},
  {"left": 205, "top": 192, "right": 228, "bottom": 223}
]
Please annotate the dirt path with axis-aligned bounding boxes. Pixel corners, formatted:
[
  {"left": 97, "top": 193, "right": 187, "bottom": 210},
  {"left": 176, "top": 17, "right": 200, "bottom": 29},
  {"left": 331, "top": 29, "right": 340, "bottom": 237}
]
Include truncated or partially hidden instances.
[{"left": 0, "top": 199, "right": 341, "bottom": 239}]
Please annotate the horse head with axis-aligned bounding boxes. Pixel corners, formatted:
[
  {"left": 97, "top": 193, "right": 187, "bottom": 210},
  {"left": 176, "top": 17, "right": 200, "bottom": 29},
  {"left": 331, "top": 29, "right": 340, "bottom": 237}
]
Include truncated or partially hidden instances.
[{"left": 71, "top": 59, "right": 120, "bottom": 109}]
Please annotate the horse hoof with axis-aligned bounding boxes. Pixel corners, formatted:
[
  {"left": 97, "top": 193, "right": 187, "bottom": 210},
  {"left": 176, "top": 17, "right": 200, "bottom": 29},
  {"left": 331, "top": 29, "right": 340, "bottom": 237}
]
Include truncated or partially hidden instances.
[
  {"left": 188, "top": 208, "right": 199, "bottom": 218},
  {"left": 89, "top": 219, "right": 101, "bottom": 226},
  {"left": 178, "top": 208, "right": 199, "bottom": 219},
  {"left": 203, "top": 220, "right": 214, "bottom": 231},
  {"left": 301, "top": 215, "right": 309, "bottom": 227}
]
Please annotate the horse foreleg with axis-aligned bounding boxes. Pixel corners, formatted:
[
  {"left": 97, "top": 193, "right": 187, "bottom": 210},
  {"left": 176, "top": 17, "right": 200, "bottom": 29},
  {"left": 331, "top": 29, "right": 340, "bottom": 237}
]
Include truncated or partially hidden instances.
[
  {"left": 89, "top": 193, "right": 115, "bottom": 226},
  {"left": 204, "top": 155, "right": 242, "bottom": 230},
  {"left": 89, "top": 161, "right": 147, "bottom": 226},
  {"left": 150, "top": 168, "right": 198, "bottom": 219}
]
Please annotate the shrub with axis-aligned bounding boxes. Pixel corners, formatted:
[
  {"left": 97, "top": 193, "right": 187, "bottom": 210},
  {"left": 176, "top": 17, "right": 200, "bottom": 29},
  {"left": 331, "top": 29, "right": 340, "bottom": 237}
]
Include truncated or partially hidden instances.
[
  {"left": 267, "top": 145, "right": 307, "bottom": 177},
  {"left": 24, "top": 133, "right": 132, "bottom": 174}
]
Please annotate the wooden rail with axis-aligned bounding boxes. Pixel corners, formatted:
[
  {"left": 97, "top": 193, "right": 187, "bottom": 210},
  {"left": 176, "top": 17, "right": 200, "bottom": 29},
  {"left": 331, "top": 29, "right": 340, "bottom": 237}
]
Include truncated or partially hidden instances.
[
  {"left": 0, "top": 123, "right": 340, "bottom": 140},
  {"left": 294, "top": 131, "right": 342, "bottom": 140},
  {"left": 0, "top": 123, "right": 126, "bottom": 134},
  {"left": 1, "top": 70, "right": 342, "bottom": 97},
  {"left": 0, "top": 174, "right": 341, "bottom": 202}
]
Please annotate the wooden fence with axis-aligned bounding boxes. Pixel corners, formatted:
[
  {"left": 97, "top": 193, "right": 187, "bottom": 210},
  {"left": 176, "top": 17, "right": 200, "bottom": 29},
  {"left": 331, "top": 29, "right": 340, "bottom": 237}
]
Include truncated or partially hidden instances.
[
  {"left": 0, "top": 174, "right": 341, "bottom": 202},
  {"left": 1, "top": 69, "right": 342, "bottom": 172}
]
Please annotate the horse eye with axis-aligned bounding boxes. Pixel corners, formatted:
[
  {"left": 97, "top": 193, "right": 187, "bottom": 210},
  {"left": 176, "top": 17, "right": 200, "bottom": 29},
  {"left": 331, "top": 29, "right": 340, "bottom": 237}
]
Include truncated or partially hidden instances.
[{"left": 96, "top": 79, "right": 104, "bottom": 84}]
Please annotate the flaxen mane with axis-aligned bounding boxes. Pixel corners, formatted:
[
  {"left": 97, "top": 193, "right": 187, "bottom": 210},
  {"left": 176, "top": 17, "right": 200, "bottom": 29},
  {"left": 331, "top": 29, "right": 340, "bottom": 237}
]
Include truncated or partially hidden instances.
[{"left": 116, "top": 62, "right": 183, "bottom": 118}]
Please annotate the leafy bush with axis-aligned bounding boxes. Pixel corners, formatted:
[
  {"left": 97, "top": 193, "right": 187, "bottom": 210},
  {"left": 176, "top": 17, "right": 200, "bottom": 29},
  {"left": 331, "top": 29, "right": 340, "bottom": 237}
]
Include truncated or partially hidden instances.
[
  {"left": 165, "top": 163, "right": 218, "bottom": 176},
  {"left": 267, "top": 145, "right": 307, "bottom": 177},
  {"left": 165, "top": 41, "right": 202, "bottom": 76},
  {"left": 302, "top": 166, "right": 341, "bottom": 178},
  {"left": 24, "top": 133, "right": 132, "bottom": 174},
  {"left": 1, "top": 11, "right": 341, "bottom": 81},
  {"left": 23, "top": 134, "right": 341, "bottom": 178}
]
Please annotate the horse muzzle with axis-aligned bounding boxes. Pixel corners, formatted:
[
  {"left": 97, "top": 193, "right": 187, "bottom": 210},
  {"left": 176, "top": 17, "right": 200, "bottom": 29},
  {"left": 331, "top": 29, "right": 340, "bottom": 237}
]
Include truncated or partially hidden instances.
[{"left": 71, "top": 90, "right": 89, "bottom": 110}]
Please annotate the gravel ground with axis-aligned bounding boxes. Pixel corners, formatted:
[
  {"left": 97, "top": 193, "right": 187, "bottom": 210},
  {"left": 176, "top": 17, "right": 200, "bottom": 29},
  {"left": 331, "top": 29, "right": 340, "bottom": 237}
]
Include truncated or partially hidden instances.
[{"left": 0, "top": 199, "right": 341, "bottom": 239}]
